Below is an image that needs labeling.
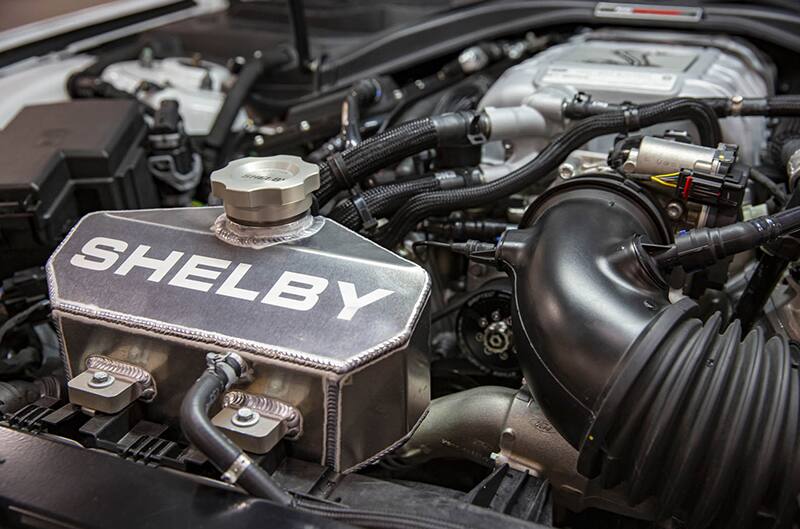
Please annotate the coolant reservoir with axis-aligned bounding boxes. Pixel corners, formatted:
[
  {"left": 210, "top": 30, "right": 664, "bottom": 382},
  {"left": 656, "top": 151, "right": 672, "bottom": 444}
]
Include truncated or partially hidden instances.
[{"left": 47, "top": 155, "right": 430, "bottom": 472}]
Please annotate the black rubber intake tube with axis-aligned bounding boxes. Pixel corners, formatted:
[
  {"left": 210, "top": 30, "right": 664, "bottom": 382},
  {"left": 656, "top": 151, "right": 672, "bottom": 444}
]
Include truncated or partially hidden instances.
[
  {"left": 316, "top": 112, "right": 475, "bottom": 206},
  {"left": 496, "top": 177, "right": 800, "bottom": 529},
  {"left": 180, "top": 362, "right": 293, "bottom": 507},
  {"left": 375, "top": 98, "right": 721, "bottom": 248}
]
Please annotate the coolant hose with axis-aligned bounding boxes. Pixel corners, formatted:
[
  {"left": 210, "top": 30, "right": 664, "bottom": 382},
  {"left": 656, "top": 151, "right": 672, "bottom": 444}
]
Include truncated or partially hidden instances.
[
  {"left": 180, "top": 355, "right": 293, "bottom": 506},
  {"left": 376, "top": 98, "right": 722, "bottom": 247},
  {"left": 496, "top": 177, "right": 799, "bottom": 529}
]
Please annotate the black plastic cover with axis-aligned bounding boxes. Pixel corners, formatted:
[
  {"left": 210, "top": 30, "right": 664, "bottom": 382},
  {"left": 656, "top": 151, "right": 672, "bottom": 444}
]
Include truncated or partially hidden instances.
[{"left": 0, "top": 99, "right": 159, "bottom": 279}]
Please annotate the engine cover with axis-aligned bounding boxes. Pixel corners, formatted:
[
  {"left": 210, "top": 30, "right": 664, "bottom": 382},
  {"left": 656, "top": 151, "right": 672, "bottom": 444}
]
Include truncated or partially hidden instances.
[
  {"left": 46, "top": 207, "right": 430, "bottom": 471},
  {"left": 479, "top": 29, "right": 771, "bottom": 177}
]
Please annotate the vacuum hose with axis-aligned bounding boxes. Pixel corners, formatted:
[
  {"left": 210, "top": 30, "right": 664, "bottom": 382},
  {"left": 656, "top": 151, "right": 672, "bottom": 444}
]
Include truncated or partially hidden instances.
[{"left": 497, "top": 177, "right": 800, "bottom": 529}]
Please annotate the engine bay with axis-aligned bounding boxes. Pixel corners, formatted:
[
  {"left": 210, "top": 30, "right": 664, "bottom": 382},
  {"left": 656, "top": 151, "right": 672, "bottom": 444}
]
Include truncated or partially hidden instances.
[{"left": 3, "top": 2, "right": 800, "bottom": 528}]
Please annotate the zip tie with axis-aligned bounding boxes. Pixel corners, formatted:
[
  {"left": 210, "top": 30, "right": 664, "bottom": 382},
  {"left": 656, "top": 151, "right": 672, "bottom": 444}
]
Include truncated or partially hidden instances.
[{"left": 351, "top": 193, "right": 378, "bottom": 232}]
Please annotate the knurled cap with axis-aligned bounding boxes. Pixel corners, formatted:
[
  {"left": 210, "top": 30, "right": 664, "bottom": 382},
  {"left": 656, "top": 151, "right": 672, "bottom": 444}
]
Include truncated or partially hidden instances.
[{"left": 210, "top": 156, "right": 320, "bottom": 225}]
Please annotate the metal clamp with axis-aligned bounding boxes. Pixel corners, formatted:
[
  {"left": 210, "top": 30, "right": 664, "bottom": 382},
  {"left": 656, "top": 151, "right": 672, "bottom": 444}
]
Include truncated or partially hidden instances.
[
  {"left": 729, "top": 95, "right": 744, "bottom": 116},
  {"left": 67, "top": 356, "right": 158, "bottom": 415},
  {"left": 223, "top": 390, "right": 303, "bottom": 439},
  {"left": 85, "top": 356, "right": 157, "bottom": 401},
  {"left": 206, "top": 352, "right": 248, "bottom": 389},
  {"left": 221, "top": 454, "right": 252, "bottom": 484},
  {"left": 212, "top": 391, "right": 304, "bottom": 454}
]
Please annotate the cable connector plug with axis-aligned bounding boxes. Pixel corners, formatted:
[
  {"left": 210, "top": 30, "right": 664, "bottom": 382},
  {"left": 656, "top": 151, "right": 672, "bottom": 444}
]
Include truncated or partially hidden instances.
[
  {"left": 412, "top": 239, "right": 498, "bottom": 265},
  {"left": 642, "top": 214, "right": 787, "bottom": 272}
]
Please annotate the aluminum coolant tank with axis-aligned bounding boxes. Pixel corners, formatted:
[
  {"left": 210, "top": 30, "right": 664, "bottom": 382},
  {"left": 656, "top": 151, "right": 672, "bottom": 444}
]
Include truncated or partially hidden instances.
[{"left": 47, "top": 156, "right": 430, "bottom": 471}]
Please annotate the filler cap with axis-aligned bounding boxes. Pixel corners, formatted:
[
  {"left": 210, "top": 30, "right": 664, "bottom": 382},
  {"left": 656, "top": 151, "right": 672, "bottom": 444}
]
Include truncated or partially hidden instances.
[{"left": 210, "top": 155, "right": 320, "bottom": 225}]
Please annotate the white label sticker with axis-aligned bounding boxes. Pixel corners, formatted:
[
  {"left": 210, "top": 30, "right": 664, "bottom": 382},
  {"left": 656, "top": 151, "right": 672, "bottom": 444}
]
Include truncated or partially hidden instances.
[{"left": 542, "top": 67, "right": 677, "bottom": 92}]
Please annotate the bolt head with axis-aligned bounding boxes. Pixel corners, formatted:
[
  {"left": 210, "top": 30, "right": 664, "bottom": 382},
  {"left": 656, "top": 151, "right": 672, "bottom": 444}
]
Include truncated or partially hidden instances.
[
  {"left": 231, "top": 406, "right": 260, "bottom": 427},
  {"left": 559, "top": 163, "right": 575, "bottom": 179},
  {"left": 236, "top": 407, "right": 254, "bottom": 420},
  {"left": 666, "top": 201, "right": 684, "bottom": 220},
  {"left": 87, "top": 370, "right": 115, "bottom": 388}
]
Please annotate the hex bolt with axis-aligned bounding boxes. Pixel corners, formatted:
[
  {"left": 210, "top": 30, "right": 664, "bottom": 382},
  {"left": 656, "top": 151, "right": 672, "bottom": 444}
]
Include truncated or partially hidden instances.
[
  {"left": 88, "top": 370, "right": 115, "bottom": 389},
  {"left": 666, "top": 201, "right": 685, "bottom": 220},
  {"left": 232, "top": 406, "right": 260, "bottom": 427},
  {"left": 559, "top": 163, "right": 576, "bottom": 179}
]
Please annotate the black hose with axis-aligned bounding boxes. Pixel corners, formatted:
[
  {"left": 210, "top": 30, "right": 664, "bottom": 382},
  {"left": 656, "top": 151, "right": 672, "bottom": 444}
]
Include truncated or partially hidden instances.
[
  {"left": 66, "top": 38, "right": 180, "bottom": 99},
  {"left": 316, "top": 118, "right": 440, "bottom": 205},
  {"left": 564, "top": 96, "right": 721, "bottom": 147},
  {"left": 317, "top": 111, "right": 479, "bottom": 206},
  {"left": 204, "top": 49, "right": 293, "bottom": 165},
  {"left": 750, "top": 167, "right": 788, "bottom": 205},
  {"left": 181, "top": 359, "right": 483, "bottom": 528},
  {"left": 730, "top": 182, "right": 800, "bottom": 329},
  {"left": 376, "top": 98, "right": 722, "bottom": 247},
  {"left": 768, "top": 118, "right": 800, "bottom": 172},
  {"left": 341, "top": 79, "right": 382, "bottom": 149},
  {"left": 330, "top": 177, "right": 442, "bottom": 230},
  {"left": 498, "top": 177, "right": 799, "bottom": 529},
  {"left": 180, "top": 357, "right": 293, "bottom": 506},
  {"left": 329, "top": 169, "right": 478, "bottom": 231},
  {"left": 567, "top": 94, "right": 800, "bottom": 120},
  {"left": 699, "top": 95, "right": 800, "bottom": 117},
  {"left": 649, "top": 204, "right": 800, "bottom": 272}
]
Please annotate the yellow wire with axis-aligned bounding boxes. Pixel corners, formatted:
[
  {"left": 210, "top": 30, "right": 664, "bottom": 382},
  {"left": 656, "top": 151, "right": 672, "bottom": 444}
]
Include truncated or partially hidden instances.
[{"left": 650, "top": 171, "right": 679, "bottom": 188}]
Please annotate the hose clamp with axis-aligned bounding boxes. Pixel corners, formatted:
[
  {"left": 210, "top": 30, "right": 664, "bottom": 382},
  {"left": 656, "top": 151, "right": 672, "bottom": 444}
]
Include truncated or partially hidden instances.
[
  {"left": 729, "top": 95, "right": 744, "bottom": 116},
  {"left": 327, "top": 149, "right": 378, "bottom": 233},
  {"left": 221, "top": 454, "right": 252, "bottom": 484},
  {"left": 622, "top": 103, "right": 640, "bottom": 132},
  {"left": 206, "top": 352, "right": 248, "bottom": 388}
]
